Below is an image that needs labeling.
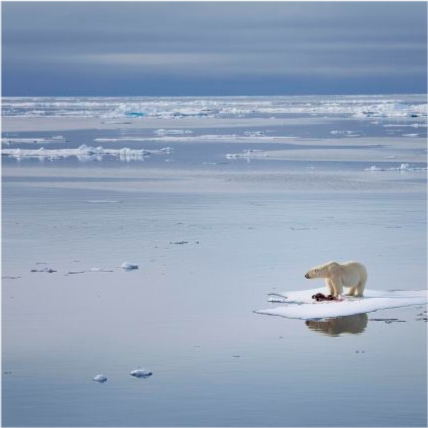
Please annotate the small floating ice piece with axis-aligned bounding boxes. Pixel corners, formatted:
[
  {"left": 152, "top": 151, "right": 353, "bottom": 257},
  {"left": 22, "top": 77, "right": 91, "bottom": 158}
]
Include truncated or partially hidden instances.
[
  {"left": 31, "top": 267, "right": 57, "bottom": 273},
  {"left": 90, "top": 267, "right": 114, "bottom": 273},
  {"left": 93, "top": 374, "right": 108, "bottom": 383},
  {"left": 66, "top": 267, "right": 114, "bottom": 276},
  {"left": 121, "top": 262, "right": 139, "bottom": 270},
  {"left": 130, "top": 369, "right": 152, "bottom": 378},
  {"left": 154, "top": 129, "right": 193, "bottom": 135}
]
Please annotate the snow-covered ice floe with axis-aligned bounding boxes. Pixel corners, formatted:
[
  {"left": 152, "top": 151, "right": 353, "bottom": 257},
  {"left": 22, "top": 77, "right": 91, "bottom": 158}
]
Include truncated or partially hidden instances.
[
  {"left": 1, "top": 145, "right": 173, "bottom": 161},
  {"left": 365, "top": 163, "right": 427, "bottom": 172},
  {"left": 256, "top": 287, "right": 427, "bottom": 320}
]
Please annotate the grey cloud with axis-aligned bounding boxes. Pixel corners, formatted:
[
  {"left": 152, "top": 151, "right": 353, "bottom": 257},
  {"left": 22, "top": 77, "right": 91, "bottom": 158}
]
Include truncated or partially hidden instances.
[{"left": 2, "top": 2, "right": 426, "bottom": 96}]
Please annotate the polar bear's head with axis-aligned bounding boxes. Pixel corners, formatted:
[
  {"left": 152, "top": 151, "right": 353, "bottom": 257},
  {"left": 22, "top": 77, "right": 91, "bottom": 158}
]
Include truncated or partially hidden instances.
[{"left": 304, "top": 261, "right": 339, "bottom": 279}]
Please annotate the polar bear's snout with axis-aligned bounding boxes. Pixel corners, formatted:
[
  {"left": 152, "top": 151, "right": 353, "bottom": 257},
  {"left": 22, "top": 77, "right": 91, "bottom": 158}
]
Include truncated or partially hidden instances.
[{"left": 304, "top": 272, "right": 310, "bottom": 279}]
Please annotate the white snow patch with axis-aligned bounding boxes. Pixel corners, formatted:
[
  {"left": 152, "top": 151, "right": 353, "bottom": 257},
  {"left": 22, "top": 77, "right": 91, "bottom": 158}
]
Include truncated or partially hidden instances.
[{"left": 256, "top": 287, "right": 427, "bottom": 320}]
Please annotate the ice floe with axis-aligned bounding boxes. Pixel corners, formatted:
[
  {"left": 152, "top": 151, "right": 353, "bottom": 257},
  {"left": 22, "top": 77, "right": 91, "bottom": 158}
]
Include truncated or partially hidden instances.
[
  {"left": 92, "top": 374, "right": 108, "bottom": 383},
  {"left": 226, "top": 149, "right": 265, "bottom": 159},
  {"left": 1, "top": 145, "right": 173, "bottom": 161},
  {"left": 256, "top": 287, "right": 427, "bottom": 320},
  {"left": 365, "top": 163, "right": 427, "bottom": 172},
  {"left": 330, "top": 130, "right": 360, "bottom": 137},
  {"left": 31, "top": 267, "right": 57, "bottom": 273},
  {"left": 154, "top": 129, "right": 193, "bottom": 135},
  {"left": 121, "top": 262, "right": 139, "bottom": 270},
  {"left": 130, "top": 369, "right": 152, "bottom": 378},
  {"left": 94, "top": 134, "right": 283, "bottom": 143},
  {"left": 65, "top": 268, "right": 114, "bottom": 276}
]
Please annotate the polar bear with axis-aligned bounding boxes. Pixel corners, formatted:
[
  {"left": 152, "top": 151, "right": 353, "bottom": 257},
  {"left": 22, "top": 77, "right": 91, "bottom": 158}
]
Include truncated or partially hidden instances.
[{"left": 304, "top": 261, "right": 367, "bottom": 297}]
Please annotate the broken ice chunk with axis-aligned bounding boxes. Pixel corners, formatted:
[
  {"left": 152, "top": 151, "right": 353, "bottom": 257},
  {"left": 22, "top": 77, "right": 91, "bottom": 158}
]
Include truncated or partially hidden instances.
[
  {"left": 121, "top": 262, "right": 139, "bottom": 270},
  {"left": 130, "top": 369, "right": 152, "bottom": 378}
]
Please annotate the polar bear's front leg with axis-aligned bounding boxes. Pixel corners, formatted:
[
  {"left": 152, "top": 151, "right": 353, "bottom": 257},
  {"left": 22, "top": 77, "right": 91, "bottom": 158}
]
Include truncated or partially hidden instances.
[
  {"left": 325, "top": 279, "right": 337, "bottom": 296},
  {"left": 326, "top": 278, "right": 342, "bottom": 297}
]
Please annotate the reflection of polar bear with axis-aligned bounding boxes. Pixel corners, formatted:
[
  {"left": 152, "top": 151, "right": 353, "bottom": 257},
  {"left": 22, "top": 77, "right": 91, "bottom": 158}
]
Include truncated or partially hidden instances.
[
  {"left": 304, "top": 261, "right": 367, "bottom": 297},
  {"left": 305, "top": 313, "right": 368, "bottom": 336}
]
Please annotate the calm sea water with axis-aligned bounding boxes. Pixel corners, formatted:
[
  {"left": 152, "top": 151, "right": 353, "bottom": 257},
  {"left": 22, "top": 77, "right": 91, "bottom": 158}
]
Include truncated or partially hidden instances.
[{"left": 2, "top": 96, "right": 427, "bottom": 427}]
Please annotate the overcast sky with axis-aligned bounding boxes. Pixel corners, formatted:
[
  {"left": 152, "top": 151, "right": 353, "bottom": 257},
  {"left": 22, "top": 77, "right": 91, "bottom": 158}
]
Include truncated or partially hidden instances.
[{"left": 2, "top": 2, "right": 427, "bottom": 96}]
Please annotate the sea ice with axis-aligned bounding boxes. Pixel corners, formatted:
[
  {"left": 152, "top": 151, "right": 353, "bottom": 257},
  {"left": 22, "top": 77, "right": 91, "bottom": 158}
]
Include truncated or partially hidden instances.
[
  {"left": 121, "top": 262, "right": 139, "bottom": 270},
  {"left": 92, "top": 374, "right": 108, "bottom": 383},
  {"left": 1, "top": 145, "right": 172, "bottom": 161},
  {"left": 31, "top": 267, "right": 57, "bottom": 273},
  {"left": 226, "top": 149, "right": 264, "bottom": 159},
  {"left": 154, "top": 129, "right": 193, "bottom": 135},
  {"left": 330, "top": 130, "right": 359, "bottom": 137},
  {"left": 65, "top": 268, "right": 114, "bottom": 275},
  {"left": 256, "top": 287, "right": 427, "bottom": 320},
  {"left": 365, "top": 164, "right": 427, "bottom": 172},
  {"left": 130, "top": 369, "right": 152, "bottom": 378}
]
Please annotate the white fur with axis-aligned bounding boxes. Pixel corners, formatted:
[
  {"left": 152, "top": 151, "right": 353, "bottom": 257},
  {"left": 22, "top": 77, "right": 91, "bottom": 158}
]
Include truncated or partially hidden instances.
[{"left": 304, "top": 261, "right": 368, "bottom": 297}]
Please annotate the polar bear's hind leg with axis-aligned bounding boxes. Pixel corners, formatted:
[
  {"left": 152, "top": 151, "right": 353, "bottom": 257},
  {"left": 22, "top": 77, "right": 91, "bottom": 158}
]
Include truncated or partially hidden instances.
[
  {"left": 349, "top": 278, "right": 366, "bottom": 297},
  {"left": 346, "top": 286, "right": 358, "bottom": 297},
  {"left": 354, "top": 279, "right": 366, "bottom": 297}
]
